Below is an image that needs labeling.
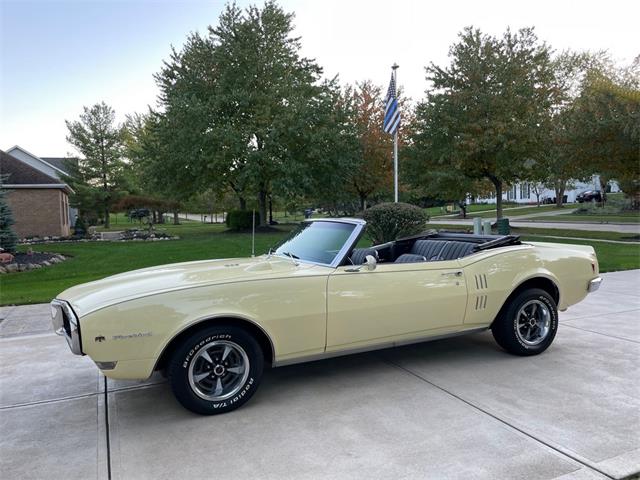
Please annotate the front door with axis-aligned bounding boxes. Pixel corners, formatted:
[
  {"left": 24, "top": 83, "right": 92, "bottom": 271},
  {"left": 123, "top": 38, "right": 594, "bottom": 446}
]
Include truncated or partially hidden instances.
[{"left": 326, "top": 260, "right": 468, "bottom": 351}]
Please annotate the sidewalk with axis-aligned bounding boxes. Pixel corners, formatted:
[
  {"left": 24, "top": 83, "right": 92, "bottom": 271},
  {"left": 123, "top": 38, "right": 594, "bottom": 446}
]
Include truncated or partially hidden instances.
[{"left": 1, "top": 271, "right": 639, "bottom": 479}]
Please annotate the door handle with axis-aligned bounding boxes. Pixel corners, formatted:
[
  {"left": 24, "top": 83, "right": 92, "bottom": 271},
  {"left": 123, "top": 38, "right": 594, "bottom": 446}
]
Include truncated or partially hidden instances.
[{"left": 442, "top": 271, "right": 463, "bottom": 277}]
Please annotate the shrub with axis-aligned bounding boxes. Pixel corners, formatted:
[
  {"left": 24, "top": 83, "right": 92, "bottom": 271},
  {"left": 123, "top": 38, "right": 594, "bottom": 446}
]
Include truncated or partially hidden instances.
[
  {"left": 362, "top": 202, "right": 429, "bottom": 244},
  {"left": 0, "top": 182, "right": 18, "bottom": 253},
  {"left": 73, "top": 216, "right": 87, "bottom": 236},
  {"left": 226, "top": 210, "right": 260, "bottom": 231}
]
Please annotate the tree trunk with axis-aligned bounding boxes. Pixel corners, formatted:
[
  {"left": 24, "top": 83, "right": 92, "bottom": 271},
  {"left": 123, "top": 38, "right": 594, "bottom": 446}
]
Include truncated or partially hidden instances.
[
  {"left": 173, "top": 211, "right": 179, "bottom": 225},
  {"left": 257, "top": 190, "right": 268, "bottom": 227},
  {"left": 359, "top": 194, "right": 367, "bottom": 211},
  {"left": 268, "top": 195, "right": 273, "bottom": 225},
  {"left": 599, "top": 176, "right": 608, "bottom": 206},
  {"left": 459, "top": 202, "right": 467, "bottom": 219},
  {"left": 488, "top": 176, "right": 503, "bottom": 219},
  {"left": 555, "top": 185, "right": 565, "bottom": 208},
  {"left": 239, "top": 196, "right": 247, "bottom": 211},
  {"left": 104, "top": 208, "right": 110, "bottom": 229}
]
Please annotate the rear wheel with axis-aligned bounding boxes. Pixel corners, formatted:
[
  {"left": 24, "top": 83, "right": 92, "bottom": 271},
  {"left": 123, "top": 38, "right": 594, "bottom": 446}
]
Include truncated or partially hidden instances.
[
  {"left": 168, "top": 325, "right": 264, "bottom": 415},
  {"left": 491, "top": 288, "right": 558, "bottom": 356}
]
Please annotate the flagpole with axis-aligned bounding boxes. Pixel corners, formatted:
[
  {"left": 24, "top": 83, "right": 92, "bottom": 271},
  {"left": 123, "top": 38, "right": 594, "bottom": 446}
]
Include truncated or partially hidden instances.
[
  {"left": 393, "top": 131, "right": 398, "bottom": 202},
  {"left": 392, "top": 63, "right": 399, "bottom": 203}
]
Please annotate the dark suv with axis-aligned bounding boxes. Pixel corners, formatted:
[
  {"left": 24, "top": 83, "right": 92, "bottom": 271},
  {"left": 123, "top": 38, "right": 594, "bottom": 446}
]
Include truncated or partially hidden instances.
[{"left": 576, "top": 190, "right": 602, "bottom": 203}]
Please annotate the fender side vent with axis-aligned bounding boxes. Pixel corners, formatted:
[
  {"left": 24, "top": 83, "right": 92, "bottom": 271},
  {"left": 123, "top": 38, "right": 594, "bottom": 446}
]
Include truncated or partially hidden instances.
[
  {"left": 475, "top": 295, "right": 488, "bottom": 310},
  {"left": 474, "top": 274, "right": 488, "bottom": 290}
]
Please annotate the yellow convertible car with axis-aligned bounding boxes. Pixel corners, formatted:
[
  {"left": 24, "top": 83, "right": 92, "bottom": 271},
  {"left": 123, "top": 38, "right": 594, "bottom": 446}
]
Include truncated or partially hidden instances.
[{"left": 52, "top": 218, "right": 602, "bottom": 414}]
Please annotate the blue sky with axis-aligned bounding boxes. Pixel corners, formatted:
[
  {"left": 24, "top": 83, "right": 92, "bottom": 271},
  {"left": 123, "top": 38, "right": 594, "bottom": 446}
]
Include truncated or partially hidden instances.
[{"left": 1, "top": 0, "right": 638, "bottom": 156}]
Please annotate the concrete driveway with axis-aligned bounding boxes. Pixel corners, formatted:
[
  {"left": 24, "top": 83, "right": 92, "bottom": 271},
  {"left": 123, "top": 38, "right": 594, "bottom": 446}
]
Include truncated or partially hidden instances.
[{"left": 1, "top": 271, "right": 639, "bottom": 480}]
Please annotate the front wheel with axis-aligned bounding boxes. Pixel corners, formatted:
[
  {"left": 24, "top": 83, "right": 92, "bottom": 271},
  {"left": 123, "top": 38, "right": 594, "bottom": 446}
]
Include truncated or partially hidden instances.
[
  {"left": 168, "top": 325, "right": 264, "bottom": 415},
  {"left": 491, "top": 288, "right": 558, "bottom": 356}
]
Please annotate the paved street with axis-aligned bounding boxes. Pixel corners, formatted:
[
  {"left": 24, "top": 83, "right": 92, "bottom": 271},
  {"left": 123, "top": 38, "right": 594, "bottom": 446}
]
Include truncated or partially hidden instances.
[{"left": 1, "top": 270, "right": 639, "bottom": 480}]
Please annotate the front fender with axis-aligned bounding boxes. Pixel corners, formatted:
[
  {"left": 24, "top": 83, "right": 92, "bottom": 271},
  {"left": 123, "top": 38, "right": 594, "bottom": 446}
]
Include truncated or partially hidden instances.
[{"left": 79, "top": 276, "right": 328, "bottom": 379}]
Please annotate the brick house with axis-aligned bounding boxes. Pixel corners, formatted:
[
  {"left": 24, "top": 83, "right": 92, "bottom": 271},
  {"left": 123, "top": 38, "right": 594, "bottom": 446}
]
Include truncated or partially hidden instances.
[{"left": 1, "top": 149, "right": 73, "bottom": 238}]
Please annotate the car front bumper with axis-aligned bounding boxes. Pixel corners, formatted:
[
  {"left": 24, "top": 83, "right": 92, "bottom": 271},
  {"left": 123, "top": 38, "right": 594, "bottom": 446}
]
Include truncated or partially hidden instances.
[
  {"left": 51, "top": 299, "right": 83, "bottom": 355},
  {"left": 587, "top": 277, "right": 603, "bottom": 293}
]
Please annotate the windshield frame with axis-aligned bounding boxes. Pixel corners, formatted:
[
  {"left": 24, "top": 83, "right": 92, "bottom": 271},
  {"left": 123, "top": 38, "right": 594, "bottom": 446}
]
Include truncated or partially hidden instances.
[{"left": 271, "top": 219, "right": 366, "bottom": 268}]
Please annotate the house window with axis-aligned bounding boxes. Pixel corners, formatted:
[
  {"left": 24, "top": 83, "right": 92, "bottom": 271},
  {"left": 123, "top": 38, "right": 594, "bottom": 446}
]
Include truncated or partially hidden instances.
[{"left": 520, "top": 182, "right": 530, "bottom": 199}]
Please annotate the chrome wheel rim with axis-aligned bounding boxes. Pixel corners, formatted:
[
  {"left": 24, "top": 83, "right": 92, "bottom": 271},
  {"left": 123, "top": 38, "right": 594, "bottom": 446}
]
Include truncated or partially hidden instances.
[
  {"left": 515, "top": 300, "right": 551, "bottom": 346},
  {"left": 188, "top": 340, "right": 250, "bottom": 401}
]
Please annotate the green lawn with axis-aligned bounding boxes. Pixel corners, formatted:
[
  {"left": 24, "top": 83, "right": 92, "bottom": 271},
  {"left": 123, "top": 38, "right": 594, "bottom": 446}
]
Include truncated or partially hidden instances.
[
  {"left": 431, "top": 204, "right": 561, "bottom": 219},
  {"left": 429, "top": 223, "right": 640, "bottom": 272},
  {"left": 466, "top": 204, "right": 563, "bottom": 219},
  {"left": 529, "top": 214, "right": 640, "bottom": 223},
  {"left": 429, "top": 224, "right": 640, "bottom": 242},
  {"left": 2, "top": 221, "right": 638, "bottom": 306},
  {"left": 1, "top": 223, "right": 291, "bottom": 305},
  {"left": 523, "top": 236, "right": 640, "bottom": 273}
]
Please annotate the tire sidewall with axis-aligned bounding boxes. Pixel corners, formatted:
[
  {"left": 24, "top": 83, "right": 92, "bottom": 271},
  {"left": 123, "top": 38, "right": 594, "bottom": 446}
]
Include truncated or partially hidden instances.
[
  {"left": 509, "top": 290, "right": 558, "bottom": 353},
  {"left": 170, "top": 326, "right": 263, "bottom": 415}
]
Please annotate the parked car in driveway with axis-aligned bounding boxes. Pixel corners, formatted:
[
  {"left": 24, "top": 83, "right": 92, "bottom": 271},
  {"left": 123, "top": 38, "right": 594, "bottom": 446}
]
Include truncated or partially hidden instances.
[
  {"left": 576, "top": 190, "right": 603, "bottom": 203},
  {"left": 51, "top": 218, "right": 602, "bottom": 415}
]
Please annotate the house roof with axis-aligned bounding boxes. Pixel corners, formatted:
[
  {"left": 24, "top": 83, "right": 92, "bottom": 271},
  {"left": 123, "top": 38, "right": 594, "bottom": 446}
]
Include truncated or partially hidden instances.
[
  {"left": 5, "top": 145, "right": 69, "bottom": 177},
  {"left": 0, "top": 150, "right": 72, "bottom": 193},
  {"left": 41, "top": 157, "right": 77, "bottom": 175}
]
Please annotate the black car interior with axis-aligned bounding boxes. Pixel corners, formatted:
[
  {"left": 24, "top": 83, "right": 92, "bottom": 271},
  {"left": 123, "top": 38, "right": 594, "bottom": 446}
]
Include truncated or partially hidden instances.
[{"left": 347, "top": 232, "right": 521, "bottom": 266}]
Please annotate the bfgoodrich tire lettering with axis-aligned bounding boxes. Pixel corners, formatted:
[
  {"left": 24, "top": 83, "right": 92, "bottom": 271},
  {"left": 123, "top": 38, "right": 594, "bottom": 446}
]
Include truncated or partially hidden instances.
[
  {"left": 168, "top": 325, "right": 264, "bottom": 415},
  {"left": 491, "top": 288, "right": 558, "bottom": 356}
]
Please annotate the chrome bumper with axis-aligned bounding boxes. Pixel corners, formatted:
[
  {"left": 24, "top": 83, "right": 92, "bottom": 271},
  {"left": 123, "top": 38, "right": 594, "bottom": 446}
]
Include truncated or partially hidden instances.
[
  {"left": 51, "top": 299, "right": 83, "bottom": 355},
  {"left": 587, "top": 277, "right": 603, "bottom": 293}
]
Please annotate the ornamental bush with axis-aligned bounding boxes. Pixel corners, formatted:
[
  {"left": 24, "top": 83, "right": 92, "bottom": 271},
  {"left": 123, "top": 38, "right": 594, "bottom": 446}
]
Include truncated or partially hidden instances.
[
  {"left": 226, "top": 210, "right": 260, "bottom": 231},
  {"left": 362, "top": 202, "right": 428, "bottom": 245}
]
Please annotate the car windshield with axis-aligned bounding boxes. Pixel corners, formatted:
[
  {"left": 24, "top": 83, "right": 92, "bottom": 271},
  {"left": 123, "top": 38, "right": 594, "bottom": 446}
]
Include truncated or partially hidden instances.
[{"left": 272, "top": 221, "right": 358, "bottom": 266}]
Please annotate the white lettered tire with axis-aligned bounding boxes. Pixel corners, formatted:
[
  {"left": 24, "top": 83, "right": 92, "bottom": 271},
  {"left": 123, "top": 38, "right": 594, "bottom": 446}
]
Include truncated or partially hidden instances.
[
  {"left": 168, "top": 325, "right": 264, "bottom": 415},
  {"left": 491, "top": 288, "right": 558, "bottom": 356}
]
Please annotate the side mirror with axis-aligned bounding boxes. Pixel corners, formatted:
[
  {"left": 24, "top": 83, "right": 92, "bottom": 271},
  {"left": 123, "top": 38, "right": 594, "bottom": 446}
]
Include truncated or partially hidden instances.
[{"left": 364, "top": 254, "right": 377, "bottom": 271}]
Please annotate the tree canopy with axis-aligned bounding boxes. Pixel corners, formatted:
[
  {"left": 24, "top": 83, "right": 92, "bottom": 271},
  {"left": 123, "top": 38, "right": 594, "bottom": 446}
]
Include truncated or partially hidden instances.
[
  {"left": 64, "top": 102, "right": 127, "bottom": 228},
  {"left": 410, "top": 27, "right": 555, "bottom": 218}
]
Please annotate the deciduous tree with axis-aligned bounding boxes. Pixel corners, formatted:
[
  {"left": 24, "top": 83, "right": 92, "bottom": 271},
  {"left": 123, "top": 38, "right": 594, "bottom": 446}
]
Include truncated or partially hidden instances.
[
  {"left": 65, "top": 102, "right": 127, "bottom": 228},
  {"left": 413, "top": 27, "right": 555, "bottom": 218}
]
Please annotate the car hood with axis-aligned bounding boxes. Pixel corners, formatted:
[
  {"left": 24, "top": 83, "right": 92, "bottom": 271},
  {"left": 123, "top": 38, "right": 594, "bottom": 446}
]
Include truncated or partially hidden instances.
[{"left": 58, "top": 256, "right": 326, "bottom": 317}]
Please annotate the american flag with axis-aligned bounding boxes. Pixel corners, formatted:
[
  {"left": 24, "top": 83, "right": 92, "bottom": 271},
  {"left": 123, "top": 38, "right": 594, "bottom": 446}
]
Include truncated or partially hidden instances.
[{"left": 383, "top": 72, "right": 400, "bottom": 134}]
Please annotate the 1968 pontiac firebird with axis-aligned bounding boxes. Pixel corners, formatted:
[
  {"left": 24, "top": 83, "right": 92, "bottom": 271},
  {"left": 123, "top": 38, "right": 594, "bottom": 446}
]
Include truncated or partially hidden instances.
[{"left": 52, "top": 218, "right": 602, "bottom": 414}]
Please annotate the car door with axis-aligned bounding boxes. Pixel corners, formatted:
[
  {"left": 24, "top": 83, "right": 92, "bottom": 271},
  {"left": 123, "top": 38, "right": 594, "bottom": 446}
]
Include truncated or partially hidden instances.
[{"left": 326, "top": 259, "right": 468, "bottom": 351}]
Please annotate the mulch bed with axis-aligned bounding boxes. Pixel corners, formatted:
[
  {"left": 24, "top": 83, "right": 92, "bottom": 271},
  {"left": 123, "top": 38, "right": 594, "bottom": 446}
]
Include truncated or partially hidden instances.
[{"left": 0, "top": 252, "right": 67, "bottom": 274}]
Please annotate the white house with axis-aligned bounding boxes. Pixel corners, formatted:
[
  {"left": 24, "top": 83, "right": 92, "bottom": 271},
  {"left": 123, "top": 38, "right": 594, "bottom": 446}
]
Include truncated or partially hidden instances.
[{"left": 473, "top": 175, "right": 620, "bottom": 205}]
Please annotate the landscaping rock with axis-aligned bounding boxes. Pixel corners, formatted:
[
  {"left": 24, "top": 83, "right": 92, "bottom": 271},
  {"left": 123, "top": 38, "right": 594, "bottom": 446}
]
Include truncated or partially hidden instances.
[{"left": 2, "top": 252, "right": 68, "bottom": 273}]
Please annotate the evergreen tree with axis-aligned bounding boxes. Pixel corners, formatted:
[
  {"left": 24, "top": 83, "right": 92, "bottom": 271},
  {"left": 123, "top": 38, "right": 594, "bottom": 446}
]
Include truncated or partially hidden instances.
[{"left": 0, "top": 176, "right": 18, "bottom": 252}]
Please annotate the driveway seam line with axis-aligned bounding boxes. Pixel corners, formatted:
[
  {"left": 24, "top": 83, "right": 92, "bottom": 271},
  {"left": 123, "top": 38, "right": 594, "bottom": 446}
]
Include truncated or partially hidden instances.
[
  {"left": 561, "top": 307, "right": 640, "bottom": 321},
  {"left": 0, "top": 391, "right": 100, "bottom": 410},
  {"left": 383, "top": 358, "right": 616, "bottom": 480},
  {"left": 104, "top": 376, "right": 112, "bottom": 480},
  {"left": 0, "top": 382, "right": 168, "bottom": 411},
  {"left": 561, "top": 323, "right": 640, "bottom": 344}
]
